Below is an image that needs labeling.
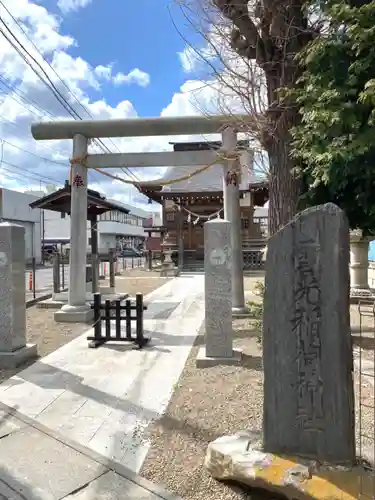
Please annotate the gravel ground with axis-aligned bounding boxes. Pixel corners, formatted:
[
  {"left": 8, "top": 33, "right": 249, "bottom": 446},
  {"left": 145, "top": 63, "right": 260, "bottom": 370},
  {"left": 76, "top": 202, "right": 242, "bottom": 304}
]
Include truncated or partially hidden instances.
[
  {"left": 141, "top": 275, "right": 375, "bottom": 500},
  {"left": 0, "top": 269, "right": 170, "bottom": 384},
  {"left": 141, "top": 318, "right": 267, "bottom": 500}
]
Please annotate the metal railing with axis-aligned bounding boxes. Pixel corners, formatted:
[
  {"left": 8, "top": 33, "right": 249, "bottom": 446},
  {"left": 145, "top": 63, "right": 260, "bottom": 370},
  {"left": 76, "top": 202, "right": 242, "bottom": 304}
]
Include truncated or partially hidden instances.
[
  {"left": 52, "top": 253, "right": 69, "bottom": 294},
  {"left": 354, "top": 301, "right": 375, "bottom": 498},
  {"left": 99, "top": 255, "right": 145, "bottom": 277}
]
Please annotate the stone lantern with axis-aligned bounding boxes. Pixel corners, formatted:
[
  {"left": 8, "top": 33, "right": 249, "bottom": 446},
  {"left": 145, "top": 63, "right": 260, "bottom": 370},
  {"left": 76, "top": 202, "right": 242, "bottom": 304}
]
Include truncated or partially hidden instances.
[
  {"left": 160, "top": 230, "right": 178, "bottom": 277},
  {"left": 349, "top": 229, "right": 374, "bottom": 301}
]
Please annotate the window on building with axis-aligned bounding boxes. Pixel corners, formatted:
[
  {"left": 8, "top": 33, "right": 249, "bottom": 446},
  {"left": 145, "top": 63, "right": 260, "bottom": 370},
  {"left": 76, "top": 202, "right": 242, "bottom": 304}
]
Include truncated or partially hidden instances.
[
  {"left": 111, "top": 211, "right": 119, "bottom": 222},
  {"left": 166, "top": 212, "right": 175, "bottom": 222}
]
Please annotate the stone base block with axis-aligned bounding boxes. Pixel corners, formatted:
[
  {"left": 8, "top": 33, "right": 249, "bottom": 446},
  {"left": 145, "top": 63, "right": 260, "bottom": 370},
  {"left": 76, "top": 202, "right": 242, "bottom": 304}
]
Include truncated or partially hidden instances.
[
  {"left": 0, "top": 344, "right": 37, "bottom": 369},
  {"left": 37, "top": 299, "right": 64, "bottom": 310},
  {"left": 232, "top": 306, "right": 251, "bottom": 319},
  {"left": 205, "top": 431, "right": 371, "bottom": 500},
  {"left": 160, "top": 267, "right": 179, "bottom": 278},
  {"left": 40, "top": 293, "right": 128, "bottom": 311},
  {"left": 350, "top": 287, "right": 375, "bottom": 304},
  {"left": 99, "top": 286, "right": 115, "bottom": 295},
  {"left": 54, "top": 307, "right": 94, "bottom": 324},
  {"left": 196, "top": 348, "right": 242, "bottom": 368}
]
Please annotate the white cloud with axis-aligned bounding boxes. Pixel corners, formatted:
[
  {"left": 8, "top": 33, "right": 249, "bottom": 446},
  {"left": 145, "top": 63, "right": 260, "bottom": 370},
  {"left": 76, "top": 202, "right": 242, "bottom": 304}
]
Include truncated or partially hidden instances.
[
  {"left": 57, "top": 0, "right": 92, "bottom": 14},
  {"left": 93, "top": 65, "right": 151, "bottom": 88},
  {"left": 178, "top": 46, "right": 199, "bottom": 73},
  {"left": 178, "top": 43, "right": 217, "bottom": 74},
  {"left": 0, "top": 0, "right": 257, "bottom": 209},
  {"left": 113, "top": 68, "right": 150, "bottom": 88}
]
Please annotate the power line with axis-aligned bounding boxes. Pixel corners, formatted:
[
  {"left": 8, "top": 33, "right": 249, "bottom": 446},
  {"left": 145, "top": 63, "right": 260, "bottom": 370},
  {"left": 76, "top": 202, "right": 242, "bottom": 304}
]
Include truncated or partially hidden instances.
[
  {"left": 1, "top": 160, "right": 61, "bottom": 184},
  {"left": 0, "top": 2, "right": 140, "bottom": 182},
  {"left": 3, "top": 139, "right": 67, "bottom": 166},
  {"left": 0, "top": 118, "right": 108, "bottom": 185},
  {"left": 0, "top": 75, "right": 54, "bottom": 118},
  {"left": 0, "top": 19, "right": 140, "bottom": 188}
]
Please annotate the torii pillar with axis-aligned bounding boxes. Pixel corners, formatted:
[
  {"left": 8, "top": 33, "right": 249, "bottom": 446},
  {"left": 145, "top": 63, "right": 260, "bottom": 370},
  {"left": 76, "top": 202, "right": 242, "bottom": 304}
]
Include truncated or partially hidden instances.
[
  {"left": 222, "top": 127, "right": 247, "bottom": 314},
  {"left": 55, "top": 134, "right": 93, "bottom": 323}
]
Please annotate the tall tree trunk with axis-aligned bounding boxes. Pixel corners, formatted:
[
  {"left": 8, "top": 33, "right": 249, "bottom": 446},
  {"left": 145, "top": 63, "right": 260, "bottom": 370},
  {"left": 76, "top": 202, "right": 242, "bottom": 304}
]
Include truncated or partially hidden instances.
[
  {"left": 212, "top": 0, "right": 310, "bottom": 234},
  {"left": 268, "top": 136, "right": 300, "bottom": 235},
  {"left": 264, "top": 69, "right": 301, "bottom": 235}
]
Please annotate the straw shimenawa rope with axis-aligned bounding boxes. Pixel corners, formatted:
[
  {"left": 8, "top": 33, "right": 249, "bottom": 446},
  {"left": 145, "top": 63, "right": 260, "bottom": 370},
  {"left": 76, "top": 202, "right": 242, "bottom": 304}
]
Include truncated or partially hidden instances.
[{"left": 68, "top": 149, "right": 242, "bottom": 188}]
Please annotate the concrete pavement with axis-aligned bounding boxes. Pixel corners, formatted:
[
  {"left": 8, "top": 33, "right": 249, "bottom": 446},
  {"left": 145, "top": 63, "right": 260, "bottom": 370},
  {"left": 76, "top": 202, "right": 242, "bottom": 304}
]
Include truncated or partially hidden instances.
[
  {"left": 0, "top": 274, "right": 205, "bottom": 498},
  {"left": 0, "top": 404, "right": 180, "bottom": 499}
]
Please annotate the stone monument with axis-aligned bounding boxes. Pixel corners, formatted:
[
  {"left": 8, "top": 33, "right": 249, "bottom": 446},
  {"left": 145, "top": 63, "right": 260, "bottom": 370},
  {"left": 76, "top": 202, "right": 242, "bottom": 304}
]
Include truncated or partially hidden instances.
[
  {"left": 204, "top": 205, "right": 361, "bottom": 499},
  {"left": 0, "top": 223, "right": 37, "bottom": 367},
  {"left": 262, "top": 203, "right": 355, "bottom": 463},
  {"left": 196, "top": 218, "right": 241, "bottom": 367}
]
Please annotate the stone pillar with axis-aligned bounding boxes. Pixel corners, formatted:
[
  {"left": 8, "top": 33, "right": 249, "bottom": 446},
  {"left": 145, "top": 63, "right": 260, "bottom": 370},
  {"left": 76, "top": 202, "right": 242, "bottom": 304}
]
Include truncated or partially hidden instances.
[
  {"left": 55, "top": 134, "right": 93, "bottom": 323},
  {"left": 196, "top": 219, "right": 242, "bottom": 367},
  {"left": 221, "top": 127, "right": 247, "bottom": 314},
  {"left": 349, "top": 230, "right": 374, "bottom": 301},
  {"left": 0, "top": 223, "right": 37, "bottom": 367}
]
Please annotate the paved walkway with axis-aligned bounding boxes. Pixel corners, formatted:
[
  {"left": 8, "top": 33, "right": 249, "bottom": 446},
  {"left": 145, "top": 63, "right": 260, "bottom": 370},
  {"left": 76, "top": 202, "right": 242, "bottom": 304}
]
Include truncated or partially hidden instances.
[
  {"left": 0, "top": 274, "right": 205, "bottom": 498},
  {"left": 0, "top": 405, "right": 180, "bottom": 499}
]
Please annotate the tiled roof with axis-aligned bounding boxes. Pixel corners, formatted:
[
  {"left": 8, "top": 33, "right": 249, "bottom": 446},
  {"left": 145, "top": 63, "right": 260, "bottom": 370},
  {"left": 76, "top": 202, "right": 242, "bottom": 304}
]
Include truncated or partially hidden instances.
[
  {"left": 107, "top": 199, "right": 150, "bottom": 219},
  {"left": 161, "top": 164, "right": 225, "bottom": 192}
]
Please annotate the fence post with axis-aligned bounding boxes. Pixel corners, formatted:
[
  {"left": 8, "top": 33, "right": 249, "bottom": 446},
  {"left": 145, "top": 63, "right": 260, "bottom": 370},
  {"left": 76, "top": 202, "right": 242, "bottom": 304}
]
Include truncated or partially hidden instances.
[
  {"left": 135, "top": 293, "right": 144, "bottom": 343},
  {"left": 93, "top": 292, "right": 102, "bottom": 340},
  {"left": 53, "top": 253, "right": 60, "bottom": 294},
  {"left": 115, "top": 299, "right": 121, "bottom": 339},
  {"left": 61, "top": 253, "right": 65, "bottom": 289},
  {"left": 105, "top": 299, "right": 111, "bottom": 338},
  {"left": 132, "top": 256, "right": 134, "bottom": 269},
  {"left": 32, "top": 257, "right": 36, "bottom": 298},
  {"left": 125, "top": 299, "right": 132, "bottom": 339},
  {"left": 109, "top": 250, "right": 115, "bottom": 289}
]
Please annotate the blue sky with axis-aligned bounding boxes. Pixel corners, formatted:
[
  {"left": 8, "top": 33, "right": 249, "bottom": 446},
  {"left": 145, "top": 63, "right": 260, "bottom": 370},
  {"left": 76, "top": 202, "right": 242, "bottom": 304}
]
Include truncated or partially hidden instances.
[{"left": 45, "top": 0, "right": 200, "bottom": 117}]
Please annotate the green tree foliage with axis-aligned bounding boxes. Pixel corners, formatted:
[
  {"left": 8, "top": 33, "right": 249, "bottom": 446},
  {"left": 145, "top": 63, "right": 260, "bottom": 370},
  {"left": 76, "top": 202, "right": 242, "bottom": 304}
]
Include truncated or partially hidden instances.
[{"left": 291, "top": 0, "right": 375, "bottom": 234}]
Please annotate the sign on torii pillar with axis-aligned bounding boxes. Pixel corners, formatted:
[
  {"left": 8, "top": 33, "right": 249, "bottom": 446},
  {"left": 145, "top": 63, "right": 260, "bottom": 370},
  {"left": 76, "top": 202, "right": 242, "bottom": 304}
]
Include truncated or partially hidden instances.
[{"left": 31, "top": 115, "right": 250, "bottom": 322}]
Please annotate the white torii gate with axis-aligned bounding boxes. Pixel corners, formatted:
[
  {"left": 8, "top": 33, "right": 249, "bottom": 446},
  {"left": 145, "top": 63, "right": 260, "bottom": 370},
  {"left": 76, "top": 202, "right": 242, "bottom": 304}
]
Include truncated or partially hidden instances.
[{"left": 31, "top": 115, "right": 251, "bottom": 322}]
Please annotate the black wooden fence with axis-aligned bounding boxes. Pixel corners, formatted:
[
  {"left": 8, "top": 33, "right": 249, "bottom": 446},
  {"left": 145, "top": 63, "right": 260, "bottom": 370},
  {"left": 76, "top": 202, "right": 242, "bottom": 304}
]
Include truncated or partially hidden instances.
[{"left": 87, "top": 292, "right": 149, "bottom": 349}]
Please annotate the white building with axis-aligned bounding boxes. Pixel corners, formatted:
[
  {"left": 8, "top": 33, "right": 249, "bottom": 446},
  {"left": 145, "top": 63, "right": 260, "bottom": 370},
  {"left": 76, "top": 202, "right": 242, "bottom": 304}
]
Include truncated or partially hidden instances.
[
  {"left": 0, "top": 188, "right": 42, "bottom": 264},
  {"left": 26, "top": 189, "right": 157, "bottom": 252},
  {"left": 98, "top": 201, "right": 157, "bottom": 251}
]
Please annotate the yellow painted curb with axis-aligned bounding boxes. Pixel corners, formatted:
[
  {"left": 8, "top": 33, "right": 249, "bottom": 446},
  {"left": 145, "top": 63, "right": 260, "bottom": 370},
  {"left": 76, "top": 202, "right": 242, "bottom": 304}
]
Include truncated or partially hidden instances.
[
  {"left": 252, "top": 454, "right": 374, "bottom": 499},
  {"left": 205, "top": 434, "right": 375, "bottom": 500}
]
